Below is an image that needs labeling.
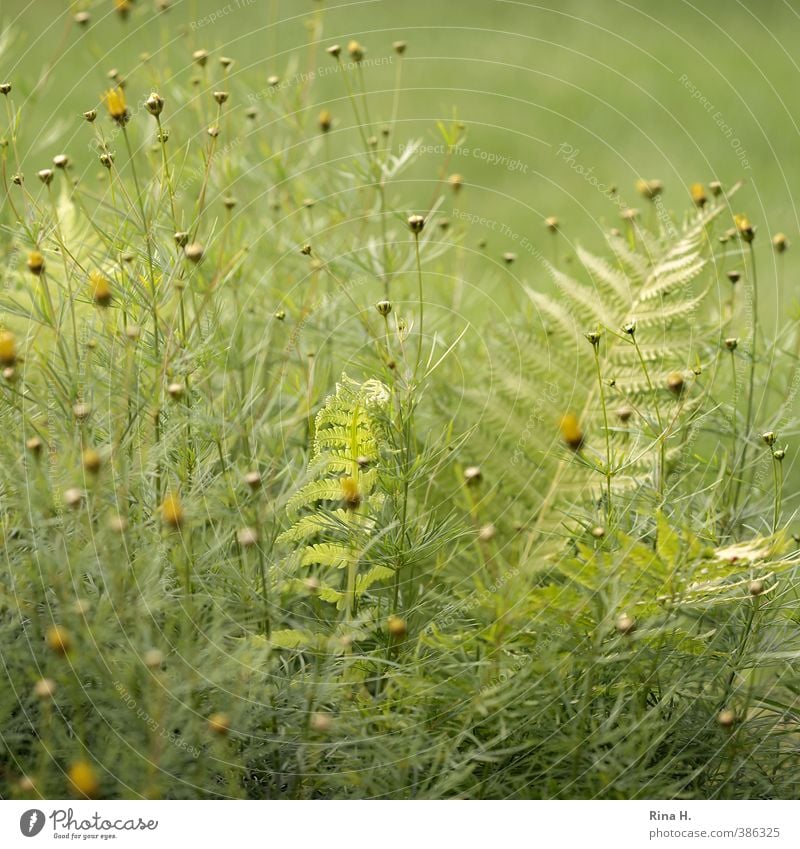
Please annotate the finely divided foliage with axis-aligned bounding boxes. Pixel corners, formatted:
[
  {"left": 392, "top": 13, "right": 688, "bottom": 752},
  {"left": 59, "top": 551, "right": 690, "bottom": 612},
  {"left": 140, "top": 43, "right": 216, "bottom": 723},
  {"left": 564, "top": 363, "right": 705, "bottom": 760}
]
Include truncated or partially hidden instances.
[{"left": 0, "top": 6, "right": 799, "bottom": 802}]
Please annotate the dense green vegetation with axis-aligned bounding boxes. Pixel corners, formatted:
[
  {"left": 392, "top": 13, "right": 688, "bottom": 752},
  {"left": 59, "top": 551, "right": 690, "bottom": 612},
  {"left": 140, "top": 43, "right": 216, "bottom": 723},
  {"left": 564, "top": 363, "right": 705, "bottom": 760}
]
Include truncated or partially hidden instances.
[{"left": 0, "top": 0, "right": 799, "bottom": 799}]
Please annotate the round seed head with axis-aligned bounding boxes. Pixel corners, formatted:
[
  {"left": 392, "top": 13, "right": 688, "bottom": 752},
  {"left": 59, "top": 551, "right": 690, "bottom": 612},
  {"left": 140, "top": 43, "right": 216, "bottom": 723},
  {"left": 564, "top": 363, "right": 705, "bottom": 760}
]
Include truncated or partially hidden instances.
[
  {"left": 244, "top": 470, "right": 262, "bottom": 490},
  {"left": 53, "top": 154, "right": 69, "bottom": 169},
  {"left": 144, "top": 649, "right": 164, "bottom": 669},
  {"left": 223, "top": 195, "right": 237, "bottom": 211},
  {"left": 174, "top": 230, "right": 189, "bottom": 248},
  {"left": 237, "top": 526, "right": 259, "bottom": 547},
  {"left": 725, "top": 337, "right": 738, "bottom": 351},
  {"left": 347, "top": 40, "right": 365, "bottom": 62},
  {"left": 635, "top": 179, "right": 663, "bottom": 200},
  {"left": 375, "top": 300, "right": 392, "bottom": 316},
  {"left": 161, "top": 492, "right": 184, "bottom": 528},
  {"left": 167, "top": 382, "right": 185, "bottom": 399},
  {"left": 11, "top": 173, "right": 23, "bottom": 185},
  {"left": 318, "top": 109, "right": 333, "bottom": 132},
  {"left": 63, "top": 488, "right": 83, "bottom": 509},
  {"left": 124, "top": 325, "right": 141, "bottom": 342},
  {"left": 709, "top": 180, "right": 723, "bottom": 196},
  {"left": 734, "top": 214, "right": 755, "bottom": 242},
  {"left": 749, "top": 580, "right": 765, "bottom": 596},
  {"left": 448, "top": 173, "right": 463, "bottom": 192},
  {"left": 478, "top": 523, "right": 496, "bottom": 542},
  {"left": 82, "top": 448, "right": 102, "bottom": 474},
  {"left": 762, "top": 431, "right": 777, "bottom": 447},
  {"left": 772, "top": 232, "right": 788, "bottom": 253},
  {"left": 774, "top": 448, "right": 786, "bottom": 461},
  {"left": 145, "top": 91, "right": 164, "bottom": 116},
  {"left": 690, "top": 183, "right": 707, "bottom": 207},
  {"left": 208, "top": 712, "right": 230, "bottom": 735},
  {"left": 621, "top": 208, "right": 639, "bottom": 221},
  {"left": 0, "top": 330, "right": 17, "bottom": 366},
  {"left": 192, "top": 49, "right": 208, "bottom": 66},
  {"left": 274, "top": 309, "right": 286, "bottom": 321},
  {"left": 340, "top": 476, "right": 361, "bottom": 509},
  {"left": 245, "top": 106, "right": 258, "bottom": 119},
  {"left": 26, "top": 436, "right": 43, "bottom": 456},
  {"left": 464, "top": 465, "right": 482, "bottom": 485},
  {"left": 99, "top": 152, "right": 114, "bottom": 169},
  {"left": 89, "top": 271, "right": 112, "bottom": 306},
  {"left": 559, "top": 413, "right": 584, "bottom": 450},
  {"left": 213, "top": 90, "right": 229, "bottom": 105},
  {"left": 591, "top": 526, "right": 605, "bottom": 539},
  {"left": 220, "top": 56, "right": 234, "bottom": 69},
  {"left": 27, "top": 250, "right": 45, "bottom": 275},
  {"left": 34, "top": 678, "right": 57, "bottom": 700},
  {"left": 387, "top": 615, "right": 407, "bottom": 638},
  {"left": 727, "top": 270, "right": 741, "bottom": 285},
  {"left": 37, "top": 168, "right": 53, "bottom": 185},
  {"left": 407, "top": 214, "right": 425, "bottom": 234},
  {"left": 184, "top": 242, "right": 204, "bottom": 262},
  {"left": 503, "top": 251, "right": 517, "bottom": 264},
  {"left": 310, "top": 711, "right": 332, "bottom": 732},
  {"left": 46, "top": 625, "right": 73, "bottom": 655},
  {"left": 69, "top": 761, "right": 99, "bottom": 797},
  {"left": 326, "top": 44, "right": 341, "bottom": 58},
  {"left": 717, "top": 708, "right": 736, "bottom": 728},
  {"left": 72, "top": 402, "right": 91, "bottom": 422},
  {"left": 615, "top": 613, "right": 636, "bottom": 635},
  {"left": 83, "top": 108, "right": 97, "bottom": 122},
  {"left": 666, "top": 372, "right": 685, "bottom": 396},
  {"left": 393, "top": 40, "right": 407, "bottom": 55},
  {"left": 0, "top": 83, "right": 11, "bottom": 95}
]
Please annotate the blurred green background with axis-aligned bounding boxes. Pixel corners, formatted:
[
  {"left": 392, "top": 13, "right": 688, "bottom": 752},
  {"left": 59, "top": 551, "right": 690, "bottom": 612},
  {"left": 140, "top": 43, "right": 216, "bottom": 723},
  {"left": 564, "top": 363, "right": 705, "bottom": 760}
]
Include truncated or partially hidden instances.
[{"left": 2, "top": 0, "right": 799, "bottom": 326}]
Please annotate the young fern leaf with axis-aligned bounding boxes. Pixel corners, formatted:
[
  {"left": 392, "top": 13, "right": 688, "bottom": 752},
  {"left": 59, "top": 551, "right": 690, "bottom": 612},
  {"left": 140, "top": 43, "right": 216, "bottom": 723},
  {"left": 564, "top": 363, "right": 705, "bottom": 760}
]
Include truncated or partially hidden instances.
[
  {"left": 466, "top": 186, "right": 740, "bottom": 539},
  {"left": 278, "top": 374, "right": 391, "bottom": 614}
]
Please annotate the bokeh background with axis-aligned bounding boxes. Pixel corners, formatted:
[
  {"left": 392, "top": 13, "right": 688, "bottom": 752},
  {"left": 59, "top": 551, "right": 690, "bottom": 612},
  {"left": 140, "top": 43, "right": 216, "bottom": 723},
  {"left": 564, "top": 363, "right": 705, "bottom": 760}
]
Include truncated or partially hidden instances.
[{"left": 2, "top": 0, "right": 799, "bottom": 330}]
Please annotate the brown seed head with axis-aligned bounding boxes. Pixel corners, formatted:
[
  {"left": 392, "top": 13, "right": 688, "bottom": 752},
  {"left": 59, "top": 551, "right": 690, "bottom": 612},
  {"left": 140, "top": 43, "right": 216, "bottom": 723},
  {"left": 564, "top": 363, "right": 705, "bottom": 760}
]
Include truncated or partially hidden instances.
[
  {"left": 46, "top": 625, "right": 73, "bottom": 655},
  {"left": 387, "top": 615, "right": 407, "bottom": 638},
  {"left": 407, "top": 214, "right": 425, "bottom": 234},
  {"left": 208, "top": 712, "right": 230, "bottom": 735}
]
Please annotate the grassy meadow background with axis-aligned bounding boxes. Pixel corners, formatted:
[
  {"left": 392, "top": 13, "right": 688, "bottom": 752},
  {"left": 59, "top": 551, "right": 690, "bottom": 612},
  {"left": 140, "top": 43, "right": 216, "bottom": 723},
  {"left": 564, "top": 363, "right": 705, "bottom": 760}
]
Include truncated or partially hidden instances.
[{"left": 1, "top": 0, "right": 800, "bottom": 800}]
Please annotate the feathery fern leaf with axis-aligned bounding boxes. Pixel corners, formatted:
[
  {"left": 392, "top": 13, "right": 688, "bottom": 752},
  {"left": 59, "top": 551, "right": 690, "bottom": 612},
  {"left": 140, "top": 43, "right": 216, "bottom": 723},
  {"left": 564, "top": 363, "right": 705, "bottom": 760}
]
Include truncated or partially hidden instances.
[{"left": 464, "top": 187, "right": 740, "bottom": 538}]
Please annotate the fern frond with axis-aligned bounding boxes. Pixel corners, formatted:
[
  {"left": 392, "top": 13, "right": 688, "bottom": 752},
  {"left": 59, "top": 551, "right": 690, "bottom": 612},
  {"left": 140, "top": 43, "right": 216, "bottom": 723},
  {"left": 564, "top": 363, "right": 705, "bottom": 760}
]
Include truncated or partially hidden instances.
[
  {"left": 461, "top": 187, "right": 740, "bottom": 539},
  {"left": 279, "top": 374, "right": 393, "bottom": 610}
]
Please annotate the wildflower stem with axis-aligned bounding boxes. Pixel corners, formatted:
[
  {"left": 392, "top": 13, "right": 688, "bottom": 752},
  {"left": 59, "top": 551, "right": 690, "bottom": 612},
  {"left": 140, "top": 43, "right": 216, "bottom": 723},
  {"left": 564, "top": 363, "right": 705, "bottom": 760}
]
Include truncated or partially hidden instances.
[
  {"left": 744, "top": 242, "right": 758, "bottom": 476},
  {"left": 592, "top": 344, "right": 613, "bottom": 520},
  {"left": 414, "top": 233, "right": 424, "bottom": 380},
  {"left": 155, "top": 115, "right": 178, "bottom": 228},
  {"left": 122, "top": 124, "right": 162, "bottom": 503},
  {"left": 632, "top": 334, "right": 665, "bottom": 498},
  {"left": 772, "top": 456, "right": 782, "bottom": 533}
]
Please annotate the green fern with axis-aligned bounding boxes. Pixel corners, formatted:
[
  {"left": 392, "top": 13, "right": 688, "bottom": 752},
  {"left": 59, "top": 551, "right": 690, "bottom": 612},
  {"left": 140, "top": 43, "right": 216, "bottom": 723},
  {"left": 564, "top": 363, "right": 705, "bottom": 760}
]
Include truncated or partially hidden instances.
[
  {"left": 278, "top": 374, "right": 391, "bottom": 615},
  {"left": 466, "top": 187, "right": 740, "bottom": 537}
]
